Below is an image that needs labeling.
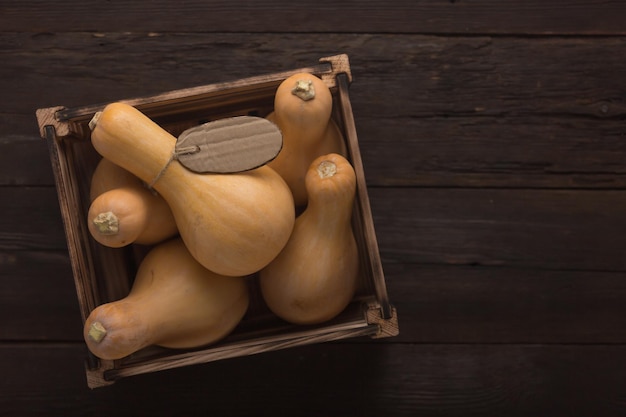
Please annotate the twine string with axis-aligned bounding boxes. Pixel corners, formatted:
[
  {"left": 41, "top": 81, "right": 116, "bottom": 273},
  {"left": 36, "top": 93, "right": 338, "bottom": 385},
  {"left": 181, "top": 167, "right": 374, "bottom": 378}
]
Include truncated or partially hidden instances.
[{"left": 147, "top": 144, "right": 200, "bottom": 190}]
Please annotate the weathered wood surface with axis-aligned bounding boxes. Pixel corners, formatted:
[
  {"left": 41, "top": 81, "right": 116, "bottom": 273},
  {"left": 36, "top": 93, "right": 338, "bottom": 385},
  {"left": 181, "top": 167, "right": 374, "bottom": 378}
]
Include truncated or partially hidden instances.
[
  {"left": 2, "top": 0, "right": 626, "bottom": 35},
  {"left": 5, "top": 34, "right": 626, "bottom": 118},
  {"left": 2, "top": 1, "right": 626, "bottom": 414},
  {"left": 4, "top": 34, "right": 626, "bottom": 190},
  {"left": 3, "top": 344, "right": 626, "bottom": 416},
  {"left": 5, "top": 250, "right": 626, "bottom": 345}
]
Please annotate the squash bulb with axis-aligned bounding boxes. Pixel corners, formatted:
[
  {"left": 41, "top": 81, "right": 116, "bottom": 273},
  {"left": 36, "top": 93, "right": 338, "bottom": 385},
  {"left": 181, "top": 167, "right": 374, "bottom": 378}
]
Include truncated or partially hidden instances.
[
  {"left": 83, "top": 238, "right": 249, "bottom": 360},
  {"left": 259, "top": 153, "right": 359, "bottom": 325},
  {"left": 89, "top": 102, "right": 295, "bottom": 276}
]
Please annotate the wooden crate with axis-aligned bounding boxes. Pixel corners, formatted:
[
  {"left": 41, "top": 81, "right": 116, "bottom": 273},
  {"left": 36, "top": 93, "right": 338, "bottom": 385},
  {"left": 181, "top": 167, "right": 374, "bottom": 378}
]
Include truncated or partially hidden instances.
[{"left": 36, "top": 54, "right": 398, "bottom": 388}]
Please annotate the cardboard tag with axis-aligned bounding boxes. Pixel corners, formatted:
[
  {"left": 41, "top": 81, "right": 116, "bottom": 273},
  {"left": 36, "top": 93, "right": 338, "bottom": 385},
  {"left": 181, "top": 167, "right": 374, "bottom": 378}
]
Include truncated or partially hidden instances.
[{"left": 175, "top": 116, "right": 283, "bottom": 174}]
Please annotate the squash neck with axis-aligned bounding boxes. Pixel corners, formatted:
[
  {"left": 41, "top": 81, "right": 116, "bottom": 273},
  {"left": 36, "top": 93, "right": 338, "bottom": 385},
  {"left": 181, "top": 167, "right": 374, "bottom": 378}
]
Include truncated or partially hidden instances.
[
  {"left": 304, "top": 196, "right": 353, "bottom": 232},
  {"left": 275, "top": 112, "right": 328, "bottom": 143}
]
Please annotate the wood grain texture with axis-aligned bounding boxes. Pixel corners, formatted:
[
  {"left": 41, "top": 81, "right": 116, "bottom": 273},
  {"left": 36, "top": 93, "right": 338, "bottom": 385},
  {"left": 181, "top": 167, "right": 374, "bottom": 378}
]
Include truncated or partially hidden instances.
[
  {"left": 4, "top": 185, "right": 625, "bottom": 269},
  {"left": 2, "top": 0, "right": 626, "bottom": 412},
  {"left": 5, "top": 116, "right": 626, "bottom": 189},
  {"left": 8, "top": 34, "right": 626, "bottom": 190},
  {"left": 357, "top": 116, "right": 626, "bottom": 188},
  {"left": 3, "top": 186, "right": 626, "bottom": 346},
  {"left": 370, "top": 187, "right": 626, "bottom": 271},
  {"left": 1, "top": 0, "right": 625, "bottom": 35},
  {"left": 0, "top": 187, "right": 66, "bottom": 250},
  {"left": 0, "top": 251, "right": 81, "bottom": 341},
  {"left": 385, "top": 263, "right": 626, "bottom": 344},
  {"left": 0, "top": 135, "right": 53, "bottom": 186},
  {"left": 4, "top": 34, "right": 625, "bottom": 119},
  {"left": 4, "top": 251, "right": 626, "bottom": 345},
  {"left": 2, "top": 343, "right": 626, "bottom": 416}
]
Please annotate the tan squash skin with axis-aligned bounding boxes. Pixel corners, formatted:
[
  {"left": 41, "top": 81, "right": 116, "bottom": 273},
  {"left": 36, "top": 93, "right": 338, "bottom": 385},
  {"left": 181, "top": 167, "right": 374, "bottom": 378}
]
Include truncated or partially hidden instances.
[
  {"left": 83, "top": 238, "right": 250, "bottom": 360},
  {"left": 88, "top": 158, "right": 178, "bottom": 247},
  {"left": 90, "top": 102, "right": 295, "bottom": 277},
  {"left": 88, "top": 187, "right": 176, "bottom": 247},
  {"left": 266, "top": 72, "right": 347, "bottom": 208},
  {"left": 89, "top": 157, "right": 140, "bottom": 202},
  {"left": 259, "top": 153, "right": 359, "bottom": 325}
]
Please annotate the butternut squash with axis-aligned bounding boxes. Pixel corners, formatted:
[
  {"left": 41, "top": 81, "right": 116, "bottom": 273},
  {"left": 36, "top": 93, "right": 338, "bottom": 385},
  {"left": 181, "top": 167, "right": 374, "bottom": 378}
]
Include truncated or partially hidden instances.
[
  {"left": 88, "top": 158, "right": 178, "bottom": 247},
  {"left": 83, "top": 238, "right": 249, "bottom": 360},
  {"left": 89, "top": 102, "right": 295, "bottom": 276},
  {"left": 259, "top": 153, "right": 359, "bottom": 325},
  {"left": 266, "top": 72, "right": 347, "bottom": 208},
  {"left": 89, "top": 157, "right": 139, "bottom": 202}
]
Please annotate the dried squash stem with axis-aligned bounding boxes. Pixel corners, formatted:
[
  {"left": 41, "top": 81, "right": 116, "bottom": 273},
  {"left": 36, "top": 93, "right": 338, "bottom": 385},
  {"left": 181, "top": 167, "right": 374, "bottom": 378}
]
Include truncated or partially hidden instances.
[
  {"left": 291, "top": 79, "right": 316, "bottom": 101},
  {"left": 92, "top": 211, "right": 119, "bottom": 235},
  {"left": 317, "top": 160, "right": 337, "bottom": 178},
  {"left": 88, "top": 321, "right": 107, "bottom": 343}
]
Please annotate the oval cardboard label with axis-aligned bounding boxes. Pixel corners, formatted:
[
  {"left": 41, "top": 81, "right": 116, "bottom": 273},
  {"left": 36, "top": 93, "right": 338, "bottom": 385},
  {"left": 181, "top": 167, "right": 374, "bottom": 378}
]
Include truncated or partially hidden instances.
[{"left": 175, "top": 116, "right": 283, "bottom": 173}]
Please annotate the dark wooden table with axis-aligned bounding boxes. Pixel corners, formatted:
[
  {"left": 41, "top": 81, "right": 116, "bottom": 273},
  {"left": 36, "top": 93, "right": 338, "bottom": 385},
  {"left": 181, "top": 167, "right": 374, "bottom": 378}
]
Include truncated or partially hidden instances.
[{"left": 2, "top": 2, "right": 626, "bottom": 415}]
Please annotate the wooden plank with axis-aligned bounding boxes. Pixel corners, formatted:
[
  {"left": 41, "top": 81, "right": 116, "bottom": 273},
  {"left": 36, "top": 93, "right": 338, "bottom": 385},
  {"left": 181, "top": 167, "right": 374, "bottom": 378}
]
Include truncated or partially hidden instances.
[
  {"left": 0, "top": 187, "right": 66, "bottom": 250},
  {"left": 0, "top": 251, "right": 81, "bottom": 341},
  {"left": 347, "top": 36, "right": 626, "bottom": 120},
  {"left": 0, "top": 113, "right": 41, "bottom": 136},
  {"left": 5, "top": 115, "right": 626, "bottom": 189},
  {"left": 370, "top": 187, "right": 626, "bottom": 272},
  {"left": 3, "top": 251, "right": 626, "bottom": 345},
  {"left": 2, "top": 190, "right": 626, "bottom": 344},
  {"left": 1, "top": 343, "right": 626, "bottom": 415},
  {"left": 357, "top": 116, "right": 626, "bottom": 188},
  {"left": 384, "top": 263, "right": 626, "bottom": 344},
  {"left": 5, "top": 34, "right": 626, "bottom": 189},
  {"left": 1, "top": 0, "right": 625, "bottom": 35},
  {"left": 2, "top": 186, "right": 625, "bottom": 268},
  {"left": 3, "top": 34, "right": 625, "bottom": 119},
  {"left": 0, "top": 134, "right": 54, "bottom": 186}
]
